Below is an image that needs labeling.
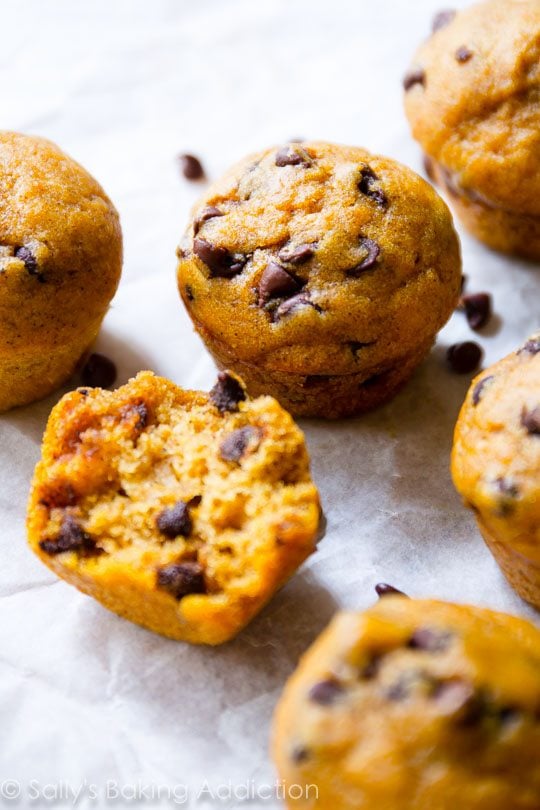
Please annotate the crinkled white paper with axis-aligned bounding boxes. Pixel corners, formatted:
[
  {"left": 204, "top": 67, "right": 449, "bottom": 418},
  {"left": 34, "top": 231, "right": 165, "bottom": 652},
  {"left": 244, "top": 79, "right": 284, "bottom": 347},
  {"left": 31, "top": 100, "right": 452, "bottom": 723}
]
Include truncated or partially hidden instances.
[{"left": 0, "top": 1, "right": 538, "bottom": 807}]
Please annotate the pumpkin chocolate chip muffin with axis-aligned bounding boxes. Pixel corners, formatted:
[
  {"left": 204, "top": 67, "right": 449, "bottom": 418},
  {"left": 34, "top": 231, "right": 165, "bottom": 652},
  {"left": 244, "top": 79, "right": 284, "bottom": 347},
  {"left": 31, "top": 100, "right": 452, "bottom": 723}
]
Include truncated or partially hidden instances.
[
  {"left": 452, "top": 334, "right": 540, "bottom": 609},
  {"left": 176, "top": 141, "right": 461, "bottom": 419},
  {"left": 272, "top": 595, "right": 540, "bottom": 809},
  {"left": 0, "top": 131, "right": 122, "bottom": 411},
  {"left": 404, "top": 0, "right": 540, "bottom": 259},
  {"left": 27, "top": 370, "right": 320, "bottom": 645}
]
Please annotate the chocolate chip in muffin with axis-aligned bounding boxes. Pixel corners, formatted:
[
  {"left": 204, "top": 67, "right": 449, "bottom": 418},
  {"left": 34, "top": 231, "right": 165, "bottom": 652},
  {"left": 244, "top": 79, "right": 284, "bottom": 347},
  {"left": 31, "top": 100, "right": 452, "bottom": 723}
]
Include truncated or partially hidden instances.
[
  {"left": 121, "top": 400, "right": 149, "bottom": 432},
  {"left": 81, "top": 353, "right": 117, "bottom": 389},
  {"left": 455, "top": 46, "right": 473, "bottom": 63},
  {"left": 185, "top": 285, "right": 194, "bottom": 301},
  {"left": 193, "top": 238, "right": 247, "bottom": 278},
  {"left": 518, "top": 337, "right": 540, "bottom": 356},
  {"left": 432, "top": 9, "right": 456, "bottom": 32},
  {"left": 472, "top": 375, "right": 494, "bottom": 406},
  {"left": 408, "top": 628, "right": 452, "bottom": 653},
  {"left": 274, "top": 292, "right": 322, "bottom": 321},
  {"left": 358, "top": 166, "right": 387, "bottom": 207},
  {"left": 39, "top": 515, "right": 101, "bottom": 557},
  {"left": 446, "top": 342, "right": 482, "bottom": 374},
  {"left": 375, "top": 583, "right": 408, "bottom": 598},
  {"left": 360, "top": 655, "right": 382, "bottom": 680},
  {"left": 308, "top": 678, "right": 344, "bottom": 705},
  {"left": 403, "top": 67, "right": 426, "bottom": 91},
  {"left": 521, "top": 406, "right": 540, "bottom": 436},
  {"left": 193, "top": 205, "right": 223, "bottom": 234},
  {"left": 291, "top": 746, "right": 310, "bottom": 764},
  {"left": 496, "top": 477, "right": 520, "bottom": 498},
  {"left": 156, "top": 561, "right": 206, "bottom": 599},
  {"left": 14, "top": 245, "right": 40, "bottom": 277},
  {"left": 210, "top": 371, "right": 246, "bottom": 413},
  {"left": 258, "top": 262, "right": 302, "bottom": 306},
  {"left": 461, "top": 293, "right": 491, "bottom": 330},
  {"left": 219, "top": 426, "right": 260, "bottom": 462},
  {"left": 179, "top": 153, "right": 205, "bottom": 181},
  {"left": 348, "top": 237, "right": 380, "bottom": 276},
  {"left": 277, "top": 243, "right": 315, "bottom": 265},
  {"left": 275, "top": 145, "right": 312, "bottom": 168},
  {"left": 156, "top": 500, "right": 193, "bottom": 539}
]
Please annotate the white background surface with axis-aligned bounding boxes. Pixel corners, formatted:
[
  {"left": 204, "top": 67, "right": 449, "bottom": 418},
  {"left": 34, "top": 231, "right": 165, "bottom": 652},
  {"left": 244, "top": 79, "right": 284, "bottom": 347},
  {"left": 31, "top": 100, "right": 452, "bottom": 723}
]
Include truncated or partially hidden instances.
[{"left": 0, "top": 1, "right": 538, "bottom": 808}]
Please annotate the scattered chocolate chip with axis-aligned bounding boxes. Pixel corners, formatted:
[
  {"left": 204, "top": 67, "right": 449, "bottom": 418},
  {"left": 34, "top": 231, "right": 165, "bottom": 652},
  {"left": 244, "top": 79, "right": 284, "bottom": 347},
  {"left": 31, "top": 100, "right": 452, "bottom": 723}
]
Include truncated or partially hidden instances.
[
  {"left": 291, "top": 746, "right": 310, "bottom": 764},
  {"left": 156, "top": 561, "right": 206, "bottom": 599},
  {"left": 179, "top": 153, "right": 204, "bottom": 180},
  {"left": 185, "top": 285, "right": 194, "bottom": 301},
  {"left": 455, "top": 46, "right": 473, "bottom": 63},
  {"left": 461, "top": 293, "right": 491, "bottom": 330},
  {"left": 194, "top": 206, "right": 223, "bottom": 234},
  {"left": 156, "top": 501, "right": 193, "bottom": 539},
  {"left": 308, "top": 679, "right": 343, "bottom": 705},
  {"left": 358, "top": 166, "right": 387, "bottom": 207},
  {"left": 81, "top": 353, "right": 117, "bottom": 388},
  {"left": 274, "top": 292, "right": 321, "bottom": 321},
  {"left": 258, "top": 262, "right": 301, "bottom": 306},
  {"left": 521, "top": 406, "right": 540, "bottom": 436},
  {"left": 219, "top": 426, "right": 259, "bottom": 462},
  {"left": 446, "top": 342, "right": 482, "bottom": 374},
  {"left": 15, "top": 245, "right": 39, "bottom": 275},
  {"left": 403, "top": 67, "right": 426, "bottom": 91},
  {"left": 432, "top": 9, "right": 456, "bottom": 32},
  {"left": 347, "top": 237, "right": 380, "bottom": 276},
  {"left": 193, "top": 237, "right": 247, "bottom": 278},
  {"left": 278, "top": 243, "right": 315, "bottom": 265},
  {"left": 39, "top": 515, "right": 101, "bottom": 556},
  {"left": 472, "top": 375, "right": 494, "bottom": 406},
  {"left": 275, "top": 145, "right": 312, "bottom": 168},
  {"left": 375, "top": 583, "right": 408, "bottom": 598},
  {"left": 408, "top": 628, "right": 452, "bottom": 653},
  {"left": 210, "top": 371, "right": 246, "bottom": 413},
  {"left": 518, "top": 337, "right": 540, "bottom": 356}
]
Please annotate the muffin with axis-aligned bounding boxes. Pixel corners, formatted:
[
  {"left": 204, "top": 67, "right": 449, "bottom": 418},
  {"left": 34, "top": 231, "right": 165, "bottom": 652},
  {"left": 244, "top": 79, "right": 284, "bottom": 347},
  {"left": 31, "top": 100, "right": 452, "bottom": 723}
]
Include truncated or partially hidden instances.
[
  {"left": 272, "top": 595, "right": 540, "bottom": 809},
  {"left": 27, "top": 370, "right": 320, "bottom": 645},
  {"left": 176, "top": 141, "right": 461, "bottom": 418},
  {"left": 0, "top": 131, "right": 122, "bottom": 411},
  {"left": 451, "top": 334, "right": 540, "bottom": 609},
  {"left": 404, "top": 0, "right": 540, "bottom": 260}
]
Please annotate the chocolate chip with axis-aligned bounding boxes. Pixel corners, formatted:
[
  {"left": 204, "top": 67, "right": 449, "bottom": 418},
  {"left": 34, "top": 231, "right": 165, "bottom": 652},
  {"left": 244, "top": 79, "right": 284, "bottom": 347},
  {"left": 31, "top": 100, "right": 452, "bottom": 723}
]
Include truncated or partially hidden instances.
[
  {"left": 122, "top": 401, "right": 149, "bottom": 432},
  {"left": 179, "top": 153, "right": 204, "bottom": 180},
  {"left": 275, "top": 145, "right": 312, "bottom": 168},
  {"left": 518, "top": 337, "right": 540, "bottom": 356},
  {"left": 446, "top": 342, "right": 482, "bottom": 374},
  {"left": 403, "top": 67, "right": 426, "bottom": 91},
  {"left": 193, "top": 206, "right": 223, "bottom": 234},
  {"left": 39, "top": 515, "right": 101, "bottom": 556},
  {"left": 455, "top": 46, "right": 473, "bottom": 63},
  {"left": 432, "top": 9, "right": 456, "bottom": 32},
  {"left": 258, "top": 262, "right": 301, "bottom": 306},
  {"left": 156, "top": 501, "right": 193, "bottom": 539},
  {"left": 185, "top": 285, "right": 194, "bottom": 301},
  {"left": 375, "top": 583, "right": 408, "bottom": 598},
  {"left": 347, "top": 237, "right": 380, "bottom": 276},
  {"left": 461, "top": 293, "right": 491, "bottom": 330},
  {"left": 274, "top": 292, "right": 321, "bottom": 321},
  {"left": 360, "top": 656, "right": 381, "bottom": 680},
  {"left": 358, "top": 166, "right": 387, "bottom": 207},
  {"left": 308, "top": 679, "right": 343, "bottom": 705},
  {"left": 291, "top": 746, "right": 310, "bottom": 764},
  {"left": 521, "top": 406, "right": 540, "bottom": 436},
  {"left": 80, "top": 353, "right": 117, "bottom": 388},
  {"left": 472, "top": 374, "right": 494, "bottom": 405},
  {"left": 408, "top": 628, "right": 452, "bottom": 653},
  {"left": 193, "top": 237, "right": 247, "bottom": 278},
  {"left": 277, "top": 243, "right": 315, "bottom": 265},
  {"left": 156, "top": 561, "right": 206, "bottom": 599},
  {"left": 210, "top": 371, "right": 246, "bottom": 413},
  {"left": 219, "top": 426, "right": 259, "bottom": 462},
  {"left": 15, "top": 245, "right": 39, "bottom": 275},
  {"left": 496, "top": 477, "right": 520, "bottom": 502}
]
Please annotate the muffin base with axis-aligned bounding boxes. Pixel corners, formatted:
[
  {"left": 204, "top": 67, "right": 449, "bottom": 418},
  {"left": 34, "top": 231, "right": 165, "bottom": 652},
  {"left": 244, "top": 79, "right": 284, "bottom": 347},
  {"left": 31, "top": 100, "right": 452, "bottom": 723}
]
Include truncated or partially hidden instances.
[
  {"left": 430, "top": 160, "right": 540, "bottom": 261},
  {"left": 197, "top": 327, "right": 434, "bottom": 419},
  {"left": 478, "top": 519, "right": 540, "bottom": 610}
]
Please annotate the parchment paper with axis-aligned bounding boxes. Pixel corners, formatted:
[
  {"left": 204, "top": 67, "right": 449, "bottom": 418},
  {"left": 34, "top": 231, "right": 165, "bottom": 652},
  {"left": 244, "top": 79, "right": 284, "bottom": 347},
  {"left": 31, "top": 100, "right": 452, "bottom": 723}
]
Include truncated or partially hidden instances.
[{"left": 1, "top": 1, "right": 538, "bottom": 807}]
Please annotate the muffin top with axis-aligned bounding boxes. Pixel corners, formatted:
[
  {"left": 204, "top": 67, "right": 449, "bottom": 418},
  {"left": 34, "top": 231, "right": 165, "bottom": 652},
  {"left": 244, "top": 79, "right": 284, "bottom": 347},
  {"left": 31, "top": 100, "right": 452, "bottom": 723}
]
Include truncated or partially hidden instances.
[
  {"left": 404, "top": 0, "right": 540, "bottom": 216},
  {"left": 177, "top": 141, "right": 461, "bottom": 377},
  {"left": 273, "top": 596, "right": 540, "bottom": 808},
  {"left": 0, "top": 131, "right": 122, "bottom": 356},
  {"left": 452, "top": 334, "right": 540, "bottom": 561}
]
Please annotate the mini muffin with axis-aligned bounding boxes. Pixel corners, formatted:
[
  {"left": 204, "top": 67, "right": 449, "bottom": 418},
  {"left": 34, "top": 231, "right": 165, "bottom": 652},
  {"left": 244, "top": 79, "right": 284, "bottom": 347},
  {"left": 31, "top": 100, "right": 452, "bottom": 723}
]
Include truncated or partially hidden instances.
[
  {"left": 452, "top": 334, "right": 540, "bottom": 609},
  {"left": 0, "top": 131, "right": 122, "bottom": 411},
  {"left": 27, "top": 371, "right": 320, "bottom": 645},
  {"left": 176, "top": 141, "right": 461, "bottom": 418},
  {"left": 404, "top": 1, "right": 540, "bottom": 260},
  {"left": 272, "top": 595, "right": 540, "bottom": 809}
]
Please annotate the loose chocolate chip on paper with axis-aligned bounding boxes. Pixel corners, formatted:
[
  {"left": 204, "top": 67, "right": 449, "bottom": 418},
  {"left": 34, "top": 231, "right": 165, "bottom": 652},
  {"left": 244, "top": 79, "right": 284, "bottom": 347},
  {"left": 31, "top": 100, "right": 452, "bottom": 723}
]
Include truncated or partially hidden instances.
[
  {"left": 156, "top": 501, "right": 193, "bottom": 539},
  {"left": 278, "top": 243, "right": 315, "bottom": 265},
  {"left": 461, "top": 293, "right": 491, "bottom": 330},
  {"left": 210, "top": 371, "right": 246, "bottom": 413},
  {"left": 455, "top": 46, "right": 473, "bottom": 63},
  {"left": 521, "top": 406, "right": 540, "bottom": 436},
  {"left": 446, "top": 342, "right": 482, "bottom": 374},
  {"left": 375, "top": 583, "right": 408, "bottom": 598},
  {"left": 39, "top": 515, "right": 101, "bottom": 556},
  {"left": 179, "top": 153, "right": 205, "bottom": 180},
  {"left": 81, "top": 353, "right": 117, "bottom": 388},
  {"left": 472, "top": 375, "right": 494, "bottom": 406},
  {"left": 432, "top": 9, "right": 456, "bottom": 32},
  {"left": 157, "top": 561, "right": 206, "bottom": 599},
  {"left": 275, "top": 145, "right": 312, "bottom": 168},
  {"left": 403, "top": 67, "right": 426, "bottom": 91},
  {"left": 308, "top": 679, "right": 343, "bottom": 706},
  {"left": 258, "top": 262, "right": 301, "bottom": 306},
  {"left": 193, "top": 237, "right": 247, "bottom": 278},
  {"left": 347, "top": 237, "right": 380, "bottom": 276},
  {"left": 219, "top": 426, "right": 260, "bottom": 463},
  {"left": 358, "top": 166, "right": 387, "bottom": 207}
]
